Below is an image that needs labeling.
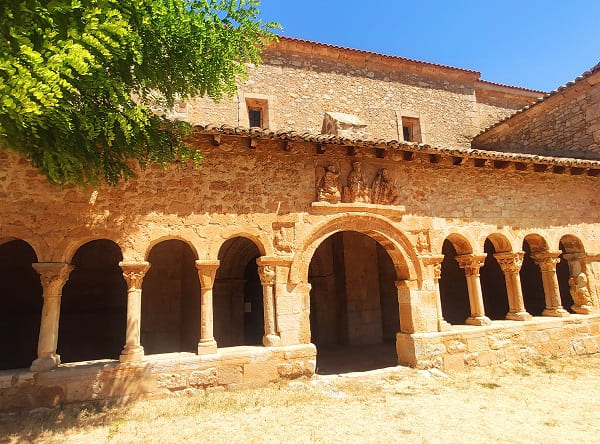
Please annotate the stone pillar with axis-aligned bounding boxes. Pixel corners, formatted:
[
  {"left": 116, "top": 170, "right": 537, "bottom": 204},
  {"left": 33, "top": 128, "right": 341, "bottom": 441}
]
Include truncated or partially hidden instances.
[
  {"left": 532, "top": 251, "right": 569, "bottom": 317},
  {"left": 119, "top": 261, "right": 150, "bottom": 363},
  {"left": 455, "top": 254, "right": 491, "bottom": 326},
  {"left": 563, "top": 252, "right": 596, "bottom": 314},
  {"left": 195, "top": 260, "right": 220, "bottom": 355},
  {"left": 257, "top": 258, "right": 281, "bottom": 346},
  {"left": 422, "top": 255, "right": 451, "bottom": 331},
  {"left": 30, "top": 263, "right": 73, "bottom": 372},
  {"left": 494, "top": 252, "right": 532, "bottom": 321}
]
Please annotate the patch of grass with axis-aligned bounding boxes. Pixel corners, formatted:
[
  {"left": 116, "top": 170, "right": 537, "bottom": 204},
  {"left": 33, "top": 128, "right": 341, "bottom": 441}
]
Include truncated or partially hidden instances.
[{"left": 478, "top": 382, "right": 501, "bottom": 389}]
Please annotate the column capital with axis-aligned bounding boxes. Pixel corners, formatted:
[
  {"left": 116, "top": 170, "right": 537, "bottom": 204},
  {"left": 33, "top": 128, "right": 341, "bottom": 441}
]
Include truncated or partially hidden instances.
[
  {"left": 32, "top": 263, "right": 73, "bottom": 294},
  {"left": 421, "top": 254, "right": 444, "bottom": 280},
  {"left": 195, "top": 260, "right": 220, "bottom": 290},
  {"left": 494, "top": 251, "right": 524, "bottom": 274},
  {"left": 119, "top": 261, "right": 150, "bottom": 289},
  {"left": 531, "top": 250, "right": 562, "bottom": 271},
  {"left": 257, "top": 264, "right": 276, "bottom": 286},
  {"left": 455, "top": 254, "right": 486, "bottom": 276}
]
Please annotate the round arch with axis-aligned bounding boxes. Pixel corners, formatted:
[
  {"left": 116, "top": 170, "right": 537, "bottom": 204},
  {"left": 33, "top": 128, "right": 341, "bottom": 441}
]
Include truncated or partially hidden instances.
[
  {"left": 58, "top": 232, "right": 124, "bottom": 264},
  {"left": 521, "top": 233, "right": 550, "bottom": 254},
  {"left": 558, "top": 234, "right": 586, "bottom": 254},
  {"left": 484, "top": 232, "right": 514, "bottom": 253},
  {"left": 143, "top": 234, "right": 201, "bottom": 261},
  {"left": 0, "top": 228, "right": 49, "bottom": 262},
  {"left": 436, "top": 232, "right": 475, "bottom": 256},
  {"left": 290, "top": 214, "right": 420, "bottom": 285},
  {"left": 210, "top": 230, "right": 270, "bottom": 261}
]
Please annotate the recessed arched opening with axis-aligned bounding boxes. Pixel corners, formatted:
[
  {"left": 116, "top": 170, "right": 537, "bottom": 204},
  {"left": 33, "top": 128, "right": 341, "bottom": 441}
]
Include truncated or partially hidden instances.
[
  {"left": 59, "top": 240, "right": 127, "bottom": 363},
  {"left": 214, "top": 237, "right": 263, "bottom": 347},
  {"left": 520, "top": 235, "right": 548, "bottom": 316},
  {"left": 0, "top": 239, "right": 42, "bottom": 370},
  {"left": 308, "top": 231, "right": 400, "bottom": 373},
  {"left": 142, "top": 240, "right": 200, "bottom": 354},
  {"left": 480, "top": 239, "right": 509, "bottom": 320},
  {"left": 557, "top": 235, "right": 586, "bottom": 313},
  {"left": 439, "top": 237, "right": 471, "bottom": 325}
]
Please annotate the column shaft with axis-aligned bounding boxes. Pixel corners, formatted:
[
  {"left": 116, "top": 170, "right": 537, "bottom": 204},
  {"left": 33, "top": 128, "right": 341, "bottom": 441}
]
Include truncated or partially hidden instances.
[
  {"left": 30, "top": 263, "right": 73, "bottom": 372},
  {"left": 495, "top": 252, "right": 531, "bottom": 321},
  {"left": 196, "top": 260, "right": 219, "bottom": 355},
  {"left": 456, "top": 254, "right": 491, "bottom": 326},
  {"left": 119, "top": 261, "right": 150, "bottom": 362},
  {"left": 532, "top": 251, "right": 569, "bottom": 317},
  {"left": 257, "top": 259, "right": 281, "bottom": 346}
]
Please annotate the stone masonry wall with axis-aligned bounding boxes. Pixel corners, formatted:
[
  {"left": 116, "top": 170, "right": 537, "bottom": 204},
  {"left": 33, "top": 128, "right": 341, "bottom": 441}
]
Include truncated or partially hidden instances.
[
  {"left": 179, "top": 46, "right": 537, "bottom": 149},
  {"left": 473, "top": 70, "right": 600, "bottom": 158}
]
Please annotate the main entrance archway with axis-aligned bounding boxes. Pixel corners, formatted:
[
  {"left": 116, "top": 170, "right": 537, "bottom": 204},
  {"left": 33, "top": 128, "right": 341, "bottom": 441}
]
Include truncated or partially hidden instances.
[{"left": 308, "top": 230, "right": 402, "bottom": 373}]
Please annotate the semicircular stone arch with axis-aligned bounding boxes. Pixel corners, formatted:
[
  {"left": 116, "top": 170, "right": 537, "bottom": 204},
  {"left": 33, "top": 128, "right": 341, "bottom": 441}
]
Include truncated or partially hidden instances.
[
  {"left": 142, "top": 233, "right": 201, "bottom": 261},
  {"left": 436, "top": 232, "right": 476, "bottom": 256},
  {"left": 483, "top": 232, "right": 515, "bottom": 254},
  {"left": 290, "top": 214, "right": 421, "bottom": 285},
  {"left": 208, "top": 229, "right": 272, "bottom": 261}
]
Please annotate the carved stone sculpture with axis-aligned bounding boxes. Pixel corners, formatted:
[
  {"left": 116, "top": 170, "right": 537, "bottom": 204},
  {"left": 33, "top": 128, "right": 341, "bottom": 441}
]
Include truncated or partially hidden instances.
[
  {"left": 317, "top": 164, "right": 341, "bottom": 203},
  {"left": 569, "top": 272, "right": 594, "bottom": 314},
  {"left": 343, "top": 161, "right": 370, "bottom": 203},
  {"left": 371, "top": 168, "right": 399, "bottom": 205}
]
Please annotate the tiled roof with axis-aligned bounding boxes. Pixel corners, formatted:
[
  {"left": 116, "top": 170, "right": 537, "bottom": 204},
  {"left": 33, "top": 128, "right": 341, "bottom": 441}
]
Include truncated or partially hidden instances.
[
  {"left": 476, "top": 79, "right": 545, "bottom": 95},
  {"left": 274, "top": 36, "right": 481, "bottom": 76},
  {"left": 475, "top": 61, "right": 600, "bottom": 137},
  {"left": 193, "top": 124, "right": 600, "bottom": 172}
]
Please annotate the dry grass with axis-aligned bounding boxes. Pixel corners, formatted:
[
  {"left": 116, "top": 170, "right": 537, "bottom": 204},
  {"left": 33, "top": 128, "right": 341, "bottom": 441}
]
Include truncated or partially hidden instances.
[{"left": 2, "top": 354, "right": 600, "bottom": 443}]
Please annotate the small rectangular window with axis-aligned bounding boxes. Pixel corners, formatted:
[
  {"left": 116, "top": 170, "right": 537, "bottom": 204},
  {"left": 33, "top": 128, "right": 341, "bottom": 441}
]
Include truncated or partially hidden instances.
[
  {"left": 248, "top": 108, "right": 262, "bottom": 128},
  {"left": 401, "top": 117, "right": 422, "bottom": 143}
]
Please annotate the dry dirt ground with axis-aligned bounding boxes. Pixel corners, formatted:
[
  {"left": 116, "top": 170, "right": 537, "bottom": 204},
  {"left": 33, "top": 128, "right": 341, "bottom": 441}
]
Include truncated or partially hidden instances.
[{"left": 1, "top": 354, "right": 600, "bottom": 443}]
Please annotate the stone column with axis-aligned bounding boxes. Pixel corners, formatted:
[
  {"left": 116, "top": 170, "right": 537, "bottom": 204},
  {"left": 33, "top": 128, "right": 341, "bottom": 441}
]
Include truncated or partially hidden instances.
[
  {"left": 563, "top": 252, "right": 596, "bottom": 314},
  {"left": 422, "top": 255, "right": 451, "bottom": 331},
  {"left": 494, "top": 252, "right": 532, "bottom": 321},
  {"left": 119, "top": 261, "right": 150, "bottom": 363},
  {"left": 257, "top": 258, "right": 281, "bottom": 346},
  {"left": 30, "top": 263, "right": 73, "bottom": 372},
  {"left": 195, "top": 260, "right": 220, "bottom": 355},
  {"left": 455, "top": 254, "right": 491, "bottom": 326},
  {"left": 531, "top": 251, "right": 569, "bottom": 317}
]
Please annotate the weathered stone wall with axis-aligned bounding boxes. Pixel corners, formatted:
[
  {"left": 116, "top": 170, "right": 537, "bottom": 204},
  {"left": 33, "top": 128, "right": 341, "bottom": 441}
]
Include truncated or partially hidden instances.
[
  {"left": 397, "top": 315, "right": 600, "bottom": 371},
  {"left": 474, "top": 84, "right": 540, "bottom": 131},
  {"left": 179, "top": 43, "right": 538, "bottom": 149},
  {"left": 473, "top": 69, "right": 600, "bottom": 158}
]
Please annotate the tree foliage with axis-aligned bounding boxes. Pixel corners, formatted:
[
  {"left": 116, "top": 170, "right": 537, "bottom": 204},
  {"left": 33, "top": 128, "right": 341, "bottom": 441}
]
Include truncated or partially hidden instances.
[{"left": 0, "top": 0, "right": 278, "bottom": 186}]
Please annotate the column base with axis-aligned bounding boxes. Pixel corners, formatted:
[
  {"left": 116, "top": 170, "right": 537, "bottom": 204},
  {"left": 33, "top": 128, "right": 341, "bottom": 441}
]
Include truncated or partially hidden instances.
[
  {"left": 119, "top": 346, "right": 145, "bottom": 363},
  {"left": 437, "top": 319, "right": 452, "bottom": 332},
  {"left": 197, "top": 339, "right": 218, "bottom": 355},
  {"left": 262, "top": 334, "right": 281, "bottom": 347},
  {"left": 543, "top": 307, "right": 570, "bottom": 317},
  {"left": 30, "top": 354, "right": 60, "bottom": 372},
  {"left": 572, "top": 305, "right": 596, "bottom": 315},
  {"left": 506, "top": 311, "right": 532, "bottom": 321},
  {"left": 465, "top": 316, "right": 491, "bottom": 326}
]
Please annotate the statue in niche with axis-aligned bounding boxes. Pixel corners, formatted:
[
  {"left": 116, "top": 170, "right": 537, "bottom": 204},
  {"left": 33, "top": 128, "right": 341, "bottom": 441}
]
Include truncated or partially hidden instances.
[
  {"left": 343, "top": 161, "right": 370, "bottom": 203},
  {"left": 316, "top": 164, "right": 341, "bottom": 203},
  {"left": 569, "top": 272, "right": 594, "bottom": 313},
  {"left": 371, "top": 168, "right": 399, "bottom": 205}
]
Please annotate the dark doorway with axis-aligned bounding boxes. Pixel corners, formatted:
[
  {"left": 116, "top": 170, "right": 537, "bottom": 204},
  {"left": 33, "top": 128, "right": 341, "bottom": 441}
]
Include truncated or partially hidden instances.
[
  {"left": 59, "top": 240, "right": 127, "bottom": 362},
  {"left": 214, "top": 237, "right": 263, "bottom": 347},
  {"left": 0, "top": 240, "right": 42, "bottom": 370},
  {"left": 557, "top": 242, "right": 575, "bottom": 313},
  {"left": 480, "top": 239, "right": 509, "bottom": 320},
  {"left": 520, "top": 241, "right": 546, "bottom": 316},
  {"left": 142, "top": 240, "right": 200, "bottom": 354},
  {"left": 439, "top": 239, "right": 470, "bottom": 325},
  {"left": 308, "top": 231, "right": 399, "bottom": 373}
]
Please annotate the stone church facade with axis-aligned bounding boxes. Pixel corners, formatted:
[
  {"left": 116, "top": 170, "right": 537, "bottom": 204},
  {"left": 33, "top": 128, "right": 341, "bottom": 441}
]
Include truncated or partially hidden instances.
[{"left": 1, "top": 37, "right": 599, "bottom": 409}]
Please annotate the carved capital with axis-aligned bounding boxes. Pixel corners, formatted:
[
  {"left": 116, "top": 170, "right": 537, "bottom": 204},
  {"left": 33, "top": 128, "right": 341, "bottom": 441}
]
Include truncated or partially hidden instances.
[
  {"left": 531, "top": 251, "right": 562, "bottom": 272},
  {"left": 119, "top": 261, "right": 150, "bottom": 289},
  {"left": 32, "top": 263, "right": 74, "bottom": 296},
  {"left": 421, "top": 254, "right": 444, "bottom": 281},
  {"left": 195, "top": 260, "right": 220, "bottom": 290},
  {"left": 257, "top": 264, "right": 276, "bottom": 286},
  {"left": 494, "top": 252, "right": 524, "bottom": 274},
  {"left": 455, "top": 254, "right": 486, "bottom": 276}
]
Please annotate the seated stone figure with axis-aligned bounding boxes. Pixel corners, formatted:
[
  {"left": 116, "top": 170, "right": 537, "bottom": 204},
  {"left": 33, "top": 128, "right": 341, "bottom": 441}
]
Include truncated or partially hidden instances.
[
  {"left": 569, "top": 272, "right": 595, "bottom": 314},
  {"left": 343, "top": 161, "right": 370, "bottom": 203},
  {"left": 371, "top": 168, "right": 399, "bottom": 205},
  {"left": 317, "top": 164, "right": 341, "bottom": 203}
]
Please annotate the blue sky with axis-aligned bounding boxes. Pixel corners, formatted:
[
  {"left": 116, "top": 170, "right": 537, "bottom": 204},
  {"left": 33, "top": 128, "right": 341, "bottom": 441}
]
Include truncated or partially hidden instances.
[{"left": 258, "top": 0, "right": 600, "bottom": 92}]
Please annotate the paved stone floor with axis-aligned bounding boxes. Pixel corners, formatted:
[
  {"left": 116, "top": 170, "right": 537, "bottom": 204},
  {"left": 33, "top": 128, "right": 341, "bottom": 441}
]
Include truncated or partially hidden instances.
[{"left": 314, "top": 343, "right": 398, "bottom": 374}]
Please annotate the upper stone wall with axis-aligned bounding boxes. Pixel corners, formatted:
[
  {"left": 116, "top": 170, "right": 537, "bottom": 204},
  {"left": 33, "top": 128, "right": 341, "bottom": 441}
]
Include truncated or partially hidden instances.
[
  {"left": 176, "top": 40, "right": 538, "bottom": 149},
  {"left": 473, "top": 65, "right": 600, "bottom": 159}
]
